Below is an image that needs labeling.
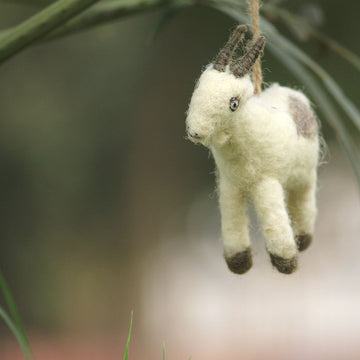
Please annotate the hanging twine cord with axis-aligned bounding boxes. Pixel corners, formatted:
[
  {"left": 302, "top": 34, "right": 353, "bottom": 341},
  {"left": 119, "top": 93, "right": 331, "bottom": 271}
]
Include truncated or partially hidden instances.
[{"left": 250, "top": 0, "right": 262, "bottom": 95}]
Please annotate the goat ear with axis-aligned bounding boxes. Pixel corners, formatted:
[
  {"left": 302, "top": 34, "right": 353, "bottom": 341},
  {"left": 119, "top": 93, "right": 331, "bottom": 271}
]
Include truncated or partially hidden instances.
[
  {"left": 232, "top": 36, "right": 265, "bottom": 78},
  {"left": 213, "top": 25, "right": 247, "bottom": 72}
]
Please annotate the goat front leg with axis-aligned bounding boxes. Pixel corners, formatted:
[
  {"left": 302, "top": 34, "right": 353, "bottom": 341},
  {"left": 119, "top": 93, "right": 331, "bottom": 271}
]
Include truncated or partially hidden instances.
[
  {"left": 218, "top": 176, "right": 252, "bottom": 274},
  {"left": 252, "top": 178, "right": 298, "bottom": 274}
]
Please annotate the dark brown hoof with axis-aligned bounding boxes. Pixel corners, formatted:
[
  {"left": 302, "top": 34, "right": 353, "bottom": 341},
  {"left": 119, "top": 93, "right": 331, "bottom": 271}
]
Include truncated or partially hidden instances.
[
  {"left": 225, "top": 248, "right": 252, "bottom": 274},
  {"left": 295, "top": 234, "right": 312, "bottom": 251},
  {"left": 269, "top": 253, "right": 298, "bottom": 274}
]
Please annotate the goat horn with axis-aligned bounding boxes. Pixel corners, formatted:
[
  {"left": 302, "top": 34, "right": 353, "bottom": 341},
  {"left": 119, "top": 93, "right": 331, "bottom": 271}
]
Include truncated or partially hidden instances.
[
  {"left": 213, "top": 25, "right": 247, "bottom": 72},
  {"left": 232, "top": 36, "right": 266, "bottom": 78}
]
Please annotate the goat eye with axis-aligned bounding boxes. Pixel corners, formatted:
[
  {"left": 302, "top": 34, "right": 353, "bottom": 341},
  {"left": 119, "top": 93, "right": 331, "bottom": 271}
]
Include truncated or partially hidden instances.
[{"left": 229, "top": 97, "right": 239, "bottom": 112}]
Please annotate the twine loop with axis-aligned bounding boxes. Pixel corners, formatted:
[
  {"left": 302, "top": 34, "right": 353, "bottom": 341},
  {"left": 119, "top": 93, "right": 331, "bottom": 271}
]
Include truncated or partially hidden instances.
[{"left": 250, "top": 0, "right": 262, "bottom": 95}]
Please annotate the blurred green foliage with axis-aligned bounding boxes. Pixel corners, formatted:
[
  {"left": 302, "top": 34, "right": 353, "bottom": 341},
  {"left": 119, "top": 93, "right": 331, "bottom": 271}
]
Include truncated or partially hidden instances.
[{"left": 0, "top": 0, "right": 359, "bottom": 340}]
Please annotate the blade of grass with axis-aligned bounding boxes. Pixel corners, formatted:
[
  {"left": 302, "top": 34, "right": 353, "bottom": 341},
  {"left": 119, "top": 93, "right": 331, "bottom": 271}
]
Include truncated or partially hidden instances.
[
  {"left": 123, "top": 311, "right": 133, "bottom": 360},
  {"left": 0, "top": 306, "right": 33, "bottom": 360},
  {"left": 0, "top": 271, "right": 31, "bottom": 349},
  {"left": 163, "top": 342, "right": 166, "bottom": 360},
  {"left": 0, "top": 0, "right": 100, "bottom": 65}
]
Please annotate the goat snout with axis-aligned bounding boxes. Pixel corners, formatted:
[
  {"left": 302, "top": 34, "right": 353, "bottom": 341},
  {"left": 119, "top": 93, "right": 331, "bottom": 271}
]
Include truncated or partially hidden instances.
[
  {"left": 188, "top": 131, "right": 206, "bottom": 144},
  {"left": 189, "top": 132, "right": 202, "bottom": 140},
  {"left": 186, "top": 118, "right": 213, "bottom": 145}
]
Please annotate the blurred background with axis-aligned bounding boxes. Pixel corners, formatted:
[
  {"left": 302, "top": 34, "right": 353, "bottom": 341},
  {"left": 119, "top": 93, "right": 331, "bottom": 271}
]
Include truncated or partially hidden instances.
[{"left": 0, "top": 0, "right": 359, "bottom": 359}]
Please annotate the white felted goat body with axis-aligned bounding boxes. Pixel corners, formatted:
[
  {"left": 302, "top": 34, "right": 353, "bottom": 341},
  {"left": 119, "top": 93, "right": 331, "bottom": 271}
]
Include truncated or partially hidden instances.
[{"left": 186, "top": 25, "right": 319, "bottom": 274}]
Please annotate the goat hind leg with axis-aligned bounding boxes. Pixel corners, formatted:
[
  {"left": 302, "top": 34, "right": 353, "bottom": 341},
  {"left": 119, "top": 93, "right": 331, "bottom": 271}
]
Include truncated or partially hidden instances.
[{"left": 287, "top": 175, "right": 317, "bottom": 251}]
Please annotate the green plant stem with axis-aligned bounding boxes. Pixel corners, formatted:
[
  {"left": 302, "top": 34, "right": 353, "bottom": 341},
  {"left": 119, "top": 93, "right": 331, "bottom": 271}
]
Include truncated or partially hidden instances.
[
  {"left": 0, "top": 0, "right": 188, "bottom": 42},
  {"left": 48, "top": 0, "right": 180, "bottom": 39},
  {"left": 0, "top": 0, "right": 100, "bottom": 65}
]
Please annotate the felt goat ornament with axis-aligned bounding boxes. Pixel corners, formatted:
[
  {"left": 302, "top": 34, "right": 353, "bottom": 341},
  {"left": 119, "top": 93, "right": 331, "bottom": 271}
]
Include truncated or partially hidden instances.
[{"left": 186, "top": 25, "right": 319, "bottom": 274}]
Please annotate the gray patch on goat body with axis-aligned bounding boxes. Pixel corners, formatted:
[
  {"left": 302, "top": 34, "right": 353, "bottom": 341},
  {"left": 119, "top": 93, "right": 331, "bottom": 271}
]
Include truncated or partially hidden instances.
[{"left": 289, "top": 95, "right": 318, "bottom": 138}]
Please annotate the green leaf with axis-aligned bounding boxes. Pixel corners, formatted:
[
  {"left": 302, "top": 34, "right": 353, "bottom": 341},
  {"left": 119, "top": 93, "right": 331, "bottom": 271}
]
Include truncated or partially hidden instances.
[{"left": 123, "top": 311, "right": 133, "bottom": 360}]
